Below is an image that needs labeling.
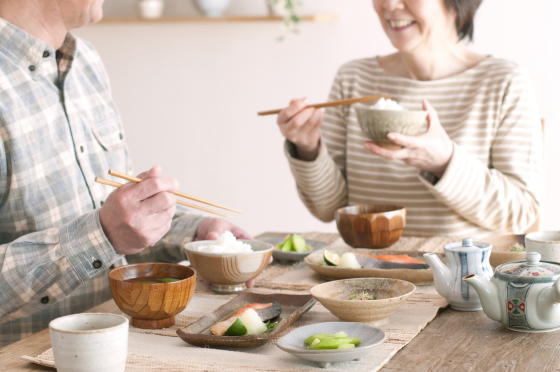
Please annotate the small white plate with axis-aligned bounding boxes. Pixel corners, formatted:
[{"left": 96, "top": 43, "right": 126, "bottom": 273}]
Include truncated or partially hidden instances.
[
  {"left": 258, "top": 236, "right": 328, "bottom": 264},
  {"left": 276, "top": 321, "right": 386, "bottom": 368}
]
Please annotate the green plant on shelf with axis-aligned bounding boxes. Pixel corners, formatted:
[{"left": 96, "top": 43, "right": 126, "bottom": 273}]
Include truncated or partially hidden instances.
[{"left": 268, "top": 0, "right": 303, "bottom": 40}]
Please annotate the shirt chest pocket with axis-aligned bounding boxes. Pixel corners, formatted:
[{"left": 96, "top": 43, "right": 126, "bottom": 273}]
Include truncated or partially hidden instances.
[{"left": 91, "top": 116, "right": 126, "bottom": 151}]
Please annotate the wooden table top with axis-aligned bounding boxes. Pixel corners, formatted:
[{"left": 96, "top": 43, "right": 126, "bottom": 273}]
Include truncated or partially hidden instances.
[{"left": 3, "top": 233, "right": 560, "bottom": 371}]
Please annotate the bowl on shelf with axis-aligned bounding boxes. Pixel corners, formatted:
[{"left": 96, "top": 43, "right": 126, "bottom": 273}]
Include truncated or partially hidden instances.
[
  {"left": 335, "top": 204, "right": 406, "bottom": 248},
  {"left": 184, "top": 240, "right": 273, "bottom": 294},
  {"left": 354, "top": 104, "right": 427, "bottom": 150},
  {"left": 108, "top": 263, "right": 197, "bottom": 329},
  {"left": 310, "top": 278, "right": 415, "bottom": 326}
]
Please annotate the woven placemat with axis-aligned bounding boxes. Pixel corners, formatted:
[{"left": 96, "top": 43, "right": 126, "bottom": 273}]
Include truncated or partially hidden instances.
[
  {"left": 23, "top": 233, "right": 451, "bottom": 371},
  {"left": 22, "top": 289, "right": 447, "bottom": 372}
]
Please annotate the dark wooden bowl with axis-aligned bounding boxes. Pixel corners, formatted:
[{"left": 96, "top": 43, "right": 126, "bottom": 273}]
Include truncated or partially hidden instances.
[
  {"left": 109, "top": 263, "right": 196, "bottom": 329},
  {"left": 335, "top": 205, "right": 406, "bottom": 249}
]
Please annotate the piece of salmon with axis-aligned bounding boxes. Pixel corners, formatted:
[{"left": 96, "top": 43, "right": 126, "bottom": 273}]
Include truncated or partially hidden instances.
[
  {"left": 210, "top": 303, "right": 273, "bottom": 336},
  {"left": 360, "top": 254, "right": 425, "bottom": 265}
]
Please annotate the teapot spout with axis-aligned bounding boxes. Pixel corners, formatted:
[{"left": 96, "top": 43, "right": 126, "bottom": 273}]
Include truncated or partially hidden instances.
[
  {"left": 424, "top": 253, "right": 453, "bottom": 298},
  {"left": 462, "top": 274, "right": 501, "bottom": 321},
  {"left": 537, "top": 277, "right": 560, "bottom": 322}
]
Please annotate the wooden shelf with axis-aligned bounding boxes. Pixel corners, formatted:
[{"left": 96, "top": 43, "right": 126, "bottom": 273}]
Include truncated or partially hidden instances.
[{"left": 98, "top": 14, "right": 338, "bottom": 24}]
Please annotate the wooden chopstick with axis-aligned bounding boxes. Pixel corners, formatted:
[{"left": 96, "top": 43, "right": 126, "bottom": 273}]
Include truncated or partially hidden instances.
[
  {"left": 95, "top": 177, "right": 233, "bottom": 219},
  {"left": 107, "top": 169, "right": 241, "bottom": 214},
  {"left": 257, "top": 94, "right": 394, "bottom": 116}
]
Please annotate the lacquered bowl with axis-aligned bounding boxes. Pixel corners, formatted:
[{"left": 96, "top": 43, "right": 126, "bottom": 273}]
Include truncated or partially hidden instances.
[
  {"left": 335, "top": 204, "right": 406, "bottom": 248},
  {"left": 184, "top": 240, "right": 273, "bottom": 294},
  {"left": 355, "top": 105, "right": 427, "bottom": 149},
  {"left": 310, "top": 278, "right": 415, "bottom": 326},
  {"left": 108, "top": 263, "right": 196, "bottom": 329}
]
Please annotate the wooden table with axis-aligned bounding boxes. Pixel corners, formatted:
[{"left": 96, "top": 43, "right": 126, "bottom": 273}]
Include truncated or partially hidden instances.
[{"left": 3, "top": 233, "right": 560, "bottom": 372}]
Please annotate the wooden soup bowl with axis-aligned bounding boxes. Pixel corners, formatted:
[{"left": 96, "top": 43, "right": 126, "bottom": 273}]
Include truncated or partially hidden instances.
[
  {"left": 335, "top": 205, "right": 406, "bottom": 249},
  {"left": 109, "top": 263, "right": 196, "bottom": 329}
]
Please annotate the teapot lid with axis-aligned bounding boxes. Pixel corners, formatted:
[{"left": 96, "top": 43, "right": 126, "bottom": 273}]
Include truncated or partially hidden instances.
[{"left": 495, "top": 252, "right": 560, "bottom": 283}]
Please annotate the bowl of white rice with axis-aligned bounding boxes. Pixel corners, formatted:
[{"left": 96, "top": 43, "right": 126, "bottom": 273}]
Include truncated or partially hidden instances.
[
  {"left": 354, "top": 98, "right": 428, "bottom": 150},
  {"left": 184, "top": 232, "right": 273, "bottom": 294}
]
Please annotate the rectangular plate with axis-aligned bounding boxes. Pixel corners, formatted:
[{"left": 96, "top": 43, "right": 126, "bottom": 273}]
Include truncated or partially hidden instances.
[
  {"left": 176, "top": 292, "right": 316, "bottom": 349},
  {"left": 304, "top": 249, "right": 446, "bottom": 285}
]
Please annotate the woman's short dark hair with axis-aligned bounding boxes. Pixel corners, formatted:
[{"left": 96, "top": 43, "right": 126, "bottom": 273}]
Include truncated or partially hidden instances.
[{"left": 445, "top": 0, "right": 483, "bottom": 42}]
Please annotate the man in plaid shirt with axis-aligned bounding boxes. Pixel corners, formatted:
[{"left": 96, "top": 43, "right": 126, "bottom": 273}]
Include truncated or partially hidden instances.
[{"left": 0, "top": 0, "right": 253, "bottom": 346}]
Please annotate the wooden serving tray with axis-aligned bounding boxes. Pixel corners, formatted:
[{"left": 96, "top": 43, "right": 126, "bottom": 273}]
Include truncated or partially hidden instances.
[
  {"left": 176, "top": 292, "right": 316, "bottom": 349},
  {"left": 304, "top": 249, "right": 446, "bottom": 285}
]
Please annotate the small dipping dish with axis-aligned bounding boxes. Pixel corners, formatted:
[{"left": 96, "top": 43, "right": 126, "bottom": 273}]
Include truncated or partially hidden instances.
[{"left": 109, "top": 263, "right": 197, "bottom": 329}]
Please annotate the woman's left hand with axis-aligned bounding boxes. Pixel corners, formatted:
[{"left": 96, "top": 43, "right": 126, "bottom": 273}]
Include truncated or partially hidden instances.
[
  {"left": 364, "top": 99, "right": 453, "bottom": 179},
  {"left": 195, "top": 218, "right": 272, "bottom": 288}
]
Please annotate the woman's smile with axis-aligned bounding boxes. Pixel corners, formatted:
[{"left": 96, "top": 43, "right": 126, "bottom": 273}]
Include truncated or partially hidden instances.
[{"left": 388, "top": 19, "right": 417, "bottom": 31}]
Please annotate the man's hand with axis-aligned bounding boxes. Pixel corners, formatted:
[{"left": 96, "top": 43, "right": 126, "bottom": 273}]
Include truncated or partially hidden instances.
[
  {"left": 195, "top": 218, "right": 272, "bottom": 288},
  {"left": 364, "top": 99, "right": 454, "bottom": 179},
  {"left": 99, "top": 165, "right": 179, "bottom": 255}
]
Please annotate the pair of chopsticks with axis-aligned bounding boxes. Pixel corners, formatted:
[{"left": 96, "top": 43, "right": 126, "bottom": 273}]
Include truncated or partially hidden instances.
[
  {"left": 95, "top": 170, "right": 240, "bottom": 219},
  {"left": 257, "top": 94, "right": 394, "bottom": 116}
]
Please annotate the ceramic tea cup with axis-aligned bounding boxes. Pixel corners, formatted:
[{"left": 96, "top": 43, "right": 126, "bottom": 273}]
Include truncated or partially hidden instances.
[
  {"left": 49, "top": 313, "right": 128, "bottom": 372},
  {"left": 526, "top": 231, "right": 560, "bottom": 263}
]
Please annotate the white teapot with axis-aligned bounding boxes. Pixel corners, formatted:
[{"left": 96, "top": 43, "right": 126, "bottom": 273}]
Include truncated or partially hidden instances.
[
  {"left": 424, "top": 238, "right": 492, "bottom": 311},
  {"left": 463, "top": 252, "right": 560, "bottom": 332}
]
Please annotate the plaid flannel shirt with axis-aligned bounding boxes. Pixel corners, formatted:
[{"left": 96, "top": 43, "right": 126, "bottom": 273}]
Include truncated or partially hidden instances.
[{"left": 0, "top": 18, "right": 205, "bottom": 347}]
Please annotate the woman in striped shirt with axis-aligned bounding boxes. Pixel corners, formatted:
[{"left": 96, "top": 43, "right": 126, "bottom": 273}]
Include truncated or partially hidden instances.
[{"left": 277, "top": 0, "right": 542, "bottom": 237}]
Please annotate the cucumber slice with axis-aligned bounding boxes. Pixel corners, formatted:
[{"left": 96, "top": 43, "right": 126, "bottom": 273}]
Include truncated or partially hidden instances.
[
  {"left": 338, "top": 344, "right": 355, "bottom": 349},
  {"left": 337, "top": 337, "right": 361, "bottom": 345},
  {"left": 309, "top": 338, "right": 354, "bottom": 350},
  {"left": 224, "top": 318, "right": 247, "bottom": 336},
  {"left": 305, "top": 244, "right": 314, "bottom": 252},
  {"left": 292, "top": 234, "right": 306, "bottom": 252},
  {"left": 323, "top": 251, "right": 340, "bottom": 266},
  {"left": 281, "top": 238, "right": 294, "bottom": 252},
  {"left": 304, "top": 334, "right": 335, "bottom": 345},
  {"left": 310, "top": 338, "right": 321, "bottom": 347}
]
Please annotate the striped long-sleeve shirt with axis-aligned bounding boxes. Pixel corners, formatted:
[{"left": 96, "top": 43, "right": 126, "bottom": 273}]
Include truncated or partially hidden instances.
[
  {"left": 0, "top": 18, "right": 205, "bottom": 347},
  {"left": 286, "top": 57, "right": 543, "bottom": 237}
]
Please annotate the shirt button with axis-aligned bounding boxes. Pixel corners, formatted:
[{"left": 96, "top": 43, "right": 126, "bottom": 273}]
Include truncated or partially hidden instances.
[
  {"left": 41, "top": 296, "right": 49, "bottom": 304},
  {"left": 80, "top": 145, "right": 84, "bottom": 153},
  {"left": 100, "top": 201, "right": 104, "bottom": 206},
  {"left": 119, "top": 133, "right": 123, "bottom": 140},
  {"left": 92, "top": 260, "right": 102, "bottom": 269},
  {"left": 43, "top": 51, "right": 50, "bottom": 58},
  {"left": 29, "top": 65, "right": 36, "bottom": 72}
]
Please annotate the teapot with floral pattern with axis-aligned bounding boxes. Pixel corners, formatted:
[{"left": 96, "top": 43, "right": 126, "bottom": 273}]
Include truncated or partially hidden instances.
[{"left": 463, "top": 252, "right": 560, "bottom": 332}]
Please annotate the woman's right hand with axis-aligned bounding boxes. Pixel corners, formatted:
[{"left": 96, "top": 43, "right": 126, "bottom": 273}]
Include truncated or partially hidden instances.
[{"left": 277, "top": 98, "right": 323, "bottom": 161}]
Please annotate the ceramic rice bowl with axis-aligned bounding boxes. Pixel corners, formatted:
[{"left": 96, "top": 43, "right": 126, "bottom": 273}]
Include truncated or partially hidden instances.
[
  {"left": 310, "top": 278, "right": 415, "bottom": 326},
  {"left": 354, "top": 105, "right": 427, "bottom": 149},
  {"left": 184, "top": 240, "right": 273, "bottom": 294}
]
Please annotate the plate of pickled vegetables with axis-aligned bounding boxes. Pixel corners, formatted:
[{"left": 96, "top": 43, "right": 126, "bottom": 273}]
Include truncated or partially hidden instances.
[
  {"left": 276, "top": 322, "right": 386, "bottom": 368},
  {"left": 258, "top": 234, "right": 328, "bottom": 263}
]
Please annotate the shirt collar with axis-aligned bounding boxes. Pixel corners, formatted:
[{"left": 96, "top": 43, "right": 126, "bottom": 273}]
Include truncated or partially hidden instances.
[{"left": 0, "top": 17, "right": 76, "bottom": 79}]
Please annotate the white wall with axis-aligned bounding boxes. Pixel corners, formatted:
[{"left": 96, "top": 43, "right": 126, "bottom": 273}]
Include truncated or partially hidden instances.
[{"left": 74, "top": 0, "right": 560, "bottom": 236}]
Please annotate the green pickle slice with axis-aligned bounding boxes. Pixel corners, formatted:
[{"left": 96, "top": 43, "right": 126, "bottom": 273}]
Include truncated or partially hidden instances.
[
  {"left": 309, "top": 338, "right": 355, "bottom": 350},
  {"left": 304, "top": 334, "right": 335, "bottom": 345},
  {"left": 338, "top": 344, "right": 356, "bottom": 349},
  {"left": 224, "top": 318, "right": 247, "bottom": 336}
]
